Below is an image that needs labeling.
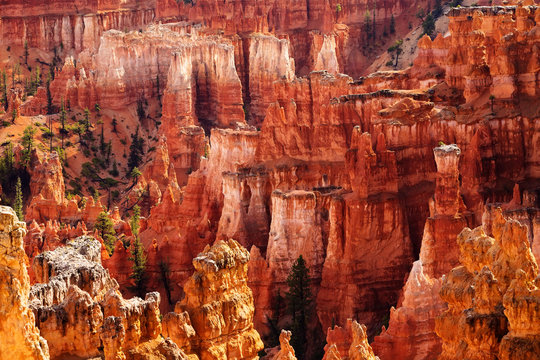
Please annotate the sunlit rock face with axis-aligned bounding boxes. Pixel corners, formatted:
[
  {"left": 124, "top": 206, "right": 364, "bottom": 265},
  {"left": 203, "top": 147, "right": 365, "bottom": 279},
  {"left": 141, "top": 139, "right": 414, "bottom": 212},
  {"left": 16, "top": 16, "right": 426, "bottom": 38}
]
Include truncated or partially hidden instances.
[
  {"left": 163, "top": 239, "right": 264, "bottom": 360},
  {"left": 436, "top": 209, "right": 540, "bottom": 360},
  {"left": 0, "top": 206, "right": 49, "bottom": 360},
  {"left": 28, "top": 236, "right": 184, "bottom": 360},
  {"left": 322, "top": 320, "right": 380, "bottom": 360}
]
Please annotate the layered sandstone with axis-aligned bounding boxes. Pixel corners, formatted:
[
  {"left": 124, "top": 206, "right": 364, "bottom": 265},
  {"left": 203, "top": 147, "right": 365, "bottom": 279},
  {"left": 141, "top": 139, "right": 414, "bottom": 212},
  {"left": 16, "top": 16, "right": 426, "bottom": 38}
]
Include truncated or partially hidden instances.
[
  {"left": 416, "top": 4, "right": 540, "bottom": 102},
  {"left": 317, "top": 129, "right": 413, "bottom": 334},
  {"left": 163, "top": 239, "right": 264, "bottom": 360},
  {"left": 28, "top": 235, "right": 179, "bottom": 359},
  {"left": 0, "top": 206, "right": 49, "bottom": 360},
  {"left": 436, "top": 209, "right": 540, "bottom": 360},
  {"left": 0, "top": 0, "right": 156, "bottom": 51},
  {"left": 372, "top": 144, "right": 471, "bottom": 360}
]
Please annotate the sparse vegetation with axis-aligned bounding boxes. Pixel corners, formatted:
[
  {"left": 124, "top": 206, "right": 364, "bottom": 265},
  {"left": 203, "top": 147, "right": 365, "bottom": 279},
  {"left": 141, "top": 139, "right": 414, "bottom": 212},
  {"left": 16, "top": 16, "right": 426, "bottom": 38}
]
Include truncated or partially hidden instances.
[
  {"left": 129, "top": 205, "right": 147, "bottom": 297},
  {"left": 387, "top": 39, "right": 404, "bottom": 67},
  {"left": 94, "top": 211, "right": 116, "bottom": 255}
]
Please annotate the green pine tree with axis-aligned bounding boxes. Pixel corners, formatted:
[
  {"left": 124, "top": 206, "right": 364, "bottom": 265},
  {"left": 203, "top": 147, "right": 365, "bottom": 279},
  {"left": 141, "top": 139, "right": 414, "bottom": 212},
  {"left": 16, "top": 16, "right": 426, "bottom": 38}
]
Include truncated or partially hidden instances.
[
  {"left": 390, "top": 14, "right": 396, "bottom": 33},
  {"left": 130, "top": 205, "right": 141, "bottom": 237},
  {"left": 130, "top": 236, "right": 147, "bottom": 297},
  {"left": 24, "top": 40, "right": 29, "bottom": 66},
  {"left": 128, "top": 126, "right": 145, "bottom": 171},
  {"left": 20, "top": 125, "right": 36, "bottom": 168},
  {"left": 94, "top": 211, "right": 116, "bottom": 255},
  {"left": 285, "top": 255, "right": 313, "bottom": 360},
  {"left": 14, "top": 177, "right": 23, "bottom": 220}
]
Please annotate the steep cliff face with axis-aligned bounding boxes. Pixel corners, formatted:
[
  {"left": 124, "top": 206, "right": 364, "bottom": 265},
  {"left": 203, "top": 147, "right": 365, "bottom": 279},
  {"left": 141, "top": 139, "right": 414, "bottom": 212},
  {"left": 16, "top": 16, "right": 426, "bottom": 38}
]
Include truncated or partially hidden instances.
[
  {"left": 419, "top": 144, "right": 471, "bottom": 279},
  {"left": 26, "top": 152, "right": 66, "bottom": 224},
  {"left": 436, "top": 209, "right": 540, "bottom": 360},
  {"left": 317, "top": 129, "right": 414, "bottom": 334},
  {"left": 0, "top": 206, "right": 49, "bottom": 360},
  {"left": 162, "top": 239, "right": 264, "bottom": 360},
  {"left": 246, "top": 34, "right": 295, "bottom": 125},
  {"left": 371, "top": 144, "right": 471, "bottom": 360},
  {"left": 155, "top": 0, "right": 430, "bottom": 77},
  {"left": 0, "top": 3, "right": 155, "bottom": 51},
  {"left": 266, "top": 190, "right": 325, "bottom": 288}
]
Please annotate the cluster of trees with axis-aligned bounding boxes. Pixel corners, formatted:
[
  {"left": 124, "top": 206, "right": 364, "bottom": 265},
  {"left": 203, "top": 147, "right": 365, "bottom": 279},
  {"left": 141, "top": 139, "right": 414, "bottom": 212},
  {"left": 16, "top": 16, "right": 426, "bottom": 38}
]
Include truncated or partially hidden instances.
[{"left": 94, "top": 204, "right": 147, "bottom": 297}]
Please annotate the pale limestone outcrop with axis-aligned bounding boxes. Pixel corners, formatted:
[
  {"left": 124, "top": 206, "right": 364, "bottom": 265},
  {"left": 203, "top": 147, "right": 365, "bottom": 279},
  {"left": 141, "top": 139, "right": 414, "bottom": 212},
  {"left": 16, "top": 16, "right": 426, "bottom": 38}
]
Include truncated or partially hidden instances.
[
  {"left": 266, "top": 189, "right": 325, "bottom": 287},
  {"left": 30, "top": 236, "right": 117, "bottom": 307},
  {"left": 35, "top": 285, "right": 103, "bottom": 359},
  {"left": 0, "top": 206, "right": 49, "bottom": 360},
  {"left": 29, "top": 236, "right": 180, "bottom": 360},
  {"left": 247, "top": 34, "right": 295, "bottom": 125}
]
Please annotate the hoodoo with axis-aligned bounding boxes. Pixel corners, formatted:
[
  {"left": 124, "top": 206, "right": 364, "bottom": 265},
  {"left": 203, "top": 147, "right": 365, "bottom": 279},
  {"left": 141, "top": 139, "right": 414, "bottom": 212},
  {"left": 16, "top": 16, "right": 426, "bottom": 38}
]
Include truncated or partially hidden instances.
[{"left": 0, "top": 0, "right": 539, "bottom": 358}]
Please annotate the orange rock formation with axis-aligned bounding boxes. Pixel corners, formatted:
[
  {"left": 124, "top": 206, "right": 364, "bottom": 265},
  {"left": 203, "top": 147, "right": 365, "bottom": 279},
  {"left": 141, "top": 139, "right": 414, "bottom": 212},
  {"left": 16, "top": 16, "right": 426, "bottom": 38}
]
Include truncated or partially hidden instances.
[
  {"left": 323, "top": 319, "right": 380, "bottom": 360},
  {"left": 163, "top": 239, "right": 264, "bottom": 360},
  {"left": 0, "top": 206, "right": 49, "bottom": 360},
  {"left": 436, "top": 209, "right": 540, "bottom": 360}
]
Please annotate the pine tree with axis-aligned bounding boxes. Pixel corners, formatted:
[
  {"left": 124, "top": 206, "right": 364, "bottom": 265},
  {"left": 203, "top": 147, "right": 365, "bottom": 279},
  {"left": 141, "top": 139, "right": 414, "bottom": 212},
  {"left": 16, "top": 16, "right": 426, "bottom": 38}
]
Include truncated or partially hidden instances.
[
  {"left": 94, "top": 211, "right": 116, "bottom": 255},
  {"left": 1, "top": 71, "right": 8, "bottom": 111},
  {"left": 127, "top": 126, "right": 144, "bottom": 171},
  {"left": 156, "top": 75, "right": 161, "bottom": 106},
  {"left": 372, "top": 2, "right": 376, "bottom": 40},
  {"left": 24, "top": 40, "right": 29, "bottom": 66},
  {"left": 35, "top": 65, "right": 41, "bottom": 86},
  {"left": 390, "top": 14, "right": 396, "bottom": 33},
  {"left": 433, "top": 0, "right": 443, "bottom": 17},
  {"left": 489, "top": 94, "right": 495, "bottom": 114},
  {"left": 14, "top": 177, "right": 23, "bottom": 221},
  {"left": 109, "top": 159, "right": 119, "bottom": 177},
  {"left": 80, "top": 108, "right": 91, "bottom": 137},
  {"left": 21, "top": 125, "right": 36, "bottom": 168},
  {"left": 388, "top": 39, "right": 404, "bottom": 68},
  {"left": 364, "top": 11, "right": 371, "bottom": 41},
  {"left": 46, "top": 75, "right": 53, "bottom": 115},
  {"left": 422, "top": 13, "right": 436, "bottom": 38},
  {"left": 130, "top": 166, "right": 141, "bottom": 181},
  {"left": 130, "top": 205, "right": 141, "bottom": 237},
  {"left": 285, "top": 255, "right": 313, "bottom": 360},
  {"left": 130, "top": 236, "right": 147, "bottom": 297},
  {"left": 93, "top": 188, "right": 101, "bottom": 202}
]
